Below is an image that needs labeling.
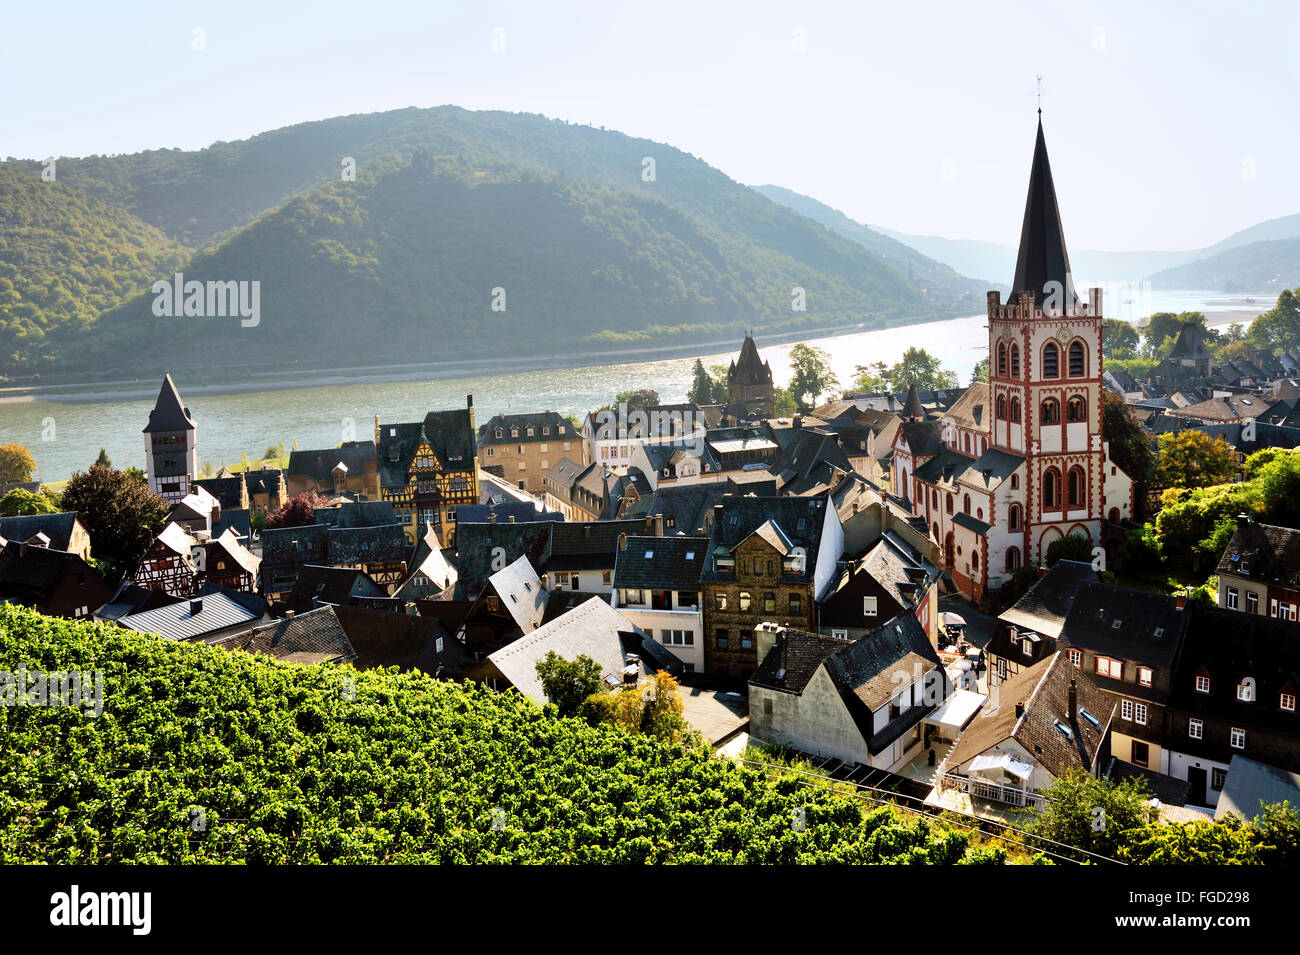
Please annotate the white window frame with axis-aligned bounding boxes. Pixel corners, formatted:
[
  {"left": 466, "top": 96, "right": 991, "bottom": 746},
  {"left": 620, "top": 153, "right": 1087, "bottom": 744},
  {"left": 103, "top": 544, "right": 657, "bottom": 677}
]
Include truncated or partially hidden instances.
[
  {"left": 1195, "top": 674, "right": 1211, "bottom": 694},
  {"left": 1138, "top": 666, "right": 1153, "bottom": 688},
  {"left": 1226, "top": 587, "right": 1239, "bottom": 610},
  {"left": 1188, "top": 718, "right": 1203, "bottom": 740},
  {"left": 1282, "top": 692, "right": 1297, "bottom": 713},
  {"left": 1230, "top": 727, "right": 1246, "bottom": 750},
  {"left": 1121, "top": 699, "right": 1133, "bottom": 721},
  {"left": 1067, "top": 648, "right": 1081, "bottom": 669},
  {"left": 1095, "top": 656, "right": 1122, "bottom": 679},
  {"left": 863, "top": 596, "right": 878, "bottom": 617},
  {"left": 1134, "top": 702, "right": 1148, "bottom": 726}
]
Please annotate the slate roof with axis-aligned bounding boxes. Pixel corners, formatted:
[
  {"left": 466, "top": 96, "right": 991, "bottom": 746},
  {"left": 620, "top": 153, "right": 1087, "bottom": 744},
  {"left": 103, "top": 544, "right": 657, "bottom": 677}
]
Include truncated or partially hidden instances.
[
  {"left": 323, "top": 524, "right": 408, "bottom": 565},
  {"left": 193, "top": 475, "right": 247, "bottom": 510},
  {"left": 856, "top": 532, "right": 939, "bottom": 609},
  {"left": 547, "top": 519, "right": 645, "bottom": 571},
  {"left": 701, "top": 495, "right": 828, "bottom": 584},
  {"left": 728, "top": 335, "right": 773, "bottom": 387},
  {"left": 1058, "top": 581, "right": 1187, "bottom": 671},
  {"left": 486, "top": 555, "right": 548, "bottom": 634},
  {"left": 1215, "top": 755, "right": 1300, "bottom": 821},
  {"left": 221, "top": 606, "right": 356, "bottom": 664},
  {"left": 243, "top": 468, "right": 284, "bottom": 498},
  {"left": 479, "top": 597, "right": 644, "bottom": 704},
  {"left": 957, "top": 448, "right": 1024, "bottom": 492},
  {"left": 119, "top": 591, "right": 263, "bottom": 642},
  {"left": 0, "top": 541, "right": 102, "bottom": 606},
  {"left": 1010, "top": 118, "right": 1078, "bottom": 309},
  {"left": 622, "top": 482, "right": 730, "bottom": 535},
  {"left": 95, "top": 581, "right": 178, "bottom": 621},
  {"left": 944, "top": 383, "right": 989, "bottom": 431},
  {"left": 1105, "top": 758, "right": 1192, "bottom": 807},
  {"left": 914, "top": 447, "right": 976, "bottom": 486},
  {"left": 611, "top": 535, "right": 708, "bottom": 592},
  {"left": 288, "top": 564, "right": 388, "bottom": 611},
  {"left": 207, "top": 528, "right": 261, "bottom": 577},
  {"left": 952, "top": 513, "right": 991, "bottom": 535},
  {"left": 750, "top": 628, "right": 854, "bottom": 694},
  {"left": 902, "top": 384, "right": 926, "bottom": 420},
  {"left": 142, "top": 374, "right": 195, "bottom": 433},
  {"left": 1216, "top": 516, "right": 1300, "bottom": 587},
  {"left": 453, "top": 521, "right": 554, "bottom": 599},
  {"left": 769, "top": 429, "right": 853, "bottom": 495},
  {"left": 334, "top": 604, "right": 472, "bottom": 678},
  {"left": 287, "top": 442, "right": 376, "bottom": 482},
  {"left": 478, "top": 410, "right": 572, "bottom": 445},
  {"left": 0, "top": 512, "right": 81, "bottom": 553},
  {"left": 211, "top": 508, "right": 251, "bottom": 541},
  {"left": 376, "top": 405, "right": 480, "bottom": 490},
  {"left": 259, "top": 523, "right": 328, "bottom": 565},
  {"left": 456, "top": 502, "right": 561, "bottom": 524},
  {"left": 1000, "top": 560, "right": 1097, "bottom": 639}
]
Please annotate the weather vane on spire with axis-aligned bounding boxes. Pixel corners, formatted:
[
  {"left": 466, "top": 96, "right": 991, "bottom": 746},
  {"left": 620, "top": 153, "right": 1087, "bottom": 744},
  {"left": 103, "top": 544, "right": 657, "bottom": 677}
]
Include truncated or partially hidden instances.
[{"left": 1035, "top": 74, "right": 1044, "bottom": 115}]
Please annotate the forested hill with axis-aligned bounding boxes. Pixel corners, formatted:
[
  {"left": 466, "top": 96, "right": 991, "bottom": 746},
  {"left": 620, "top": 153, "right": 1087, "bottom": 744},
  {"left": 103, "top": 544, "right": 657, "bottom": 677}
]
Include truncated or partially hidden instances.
[{"left": 4, "top": 107, "right": 982, "bottom": 379}]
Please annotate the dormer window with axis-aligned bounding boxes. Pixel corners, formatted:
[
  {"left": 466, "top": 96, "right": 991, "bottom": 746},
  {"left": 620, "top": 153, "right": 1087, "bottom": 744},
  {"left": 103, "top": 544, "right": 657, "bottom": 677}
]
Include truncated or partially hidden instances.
[
  {"left": 495, "top": 428, "right": 503, "bottom": 439},
  {"left": 1281, "top": 691, "right": 1296, "bottom": 712},
  {"left": 1237, "top": 678, "right": 1255, "bottom": 702},
  {"left": 1095, "top": 656, "right": 1122, "bottom": 679},
  {"left": 1195, "top": 673, "right": 1211, "bottom": 694}
]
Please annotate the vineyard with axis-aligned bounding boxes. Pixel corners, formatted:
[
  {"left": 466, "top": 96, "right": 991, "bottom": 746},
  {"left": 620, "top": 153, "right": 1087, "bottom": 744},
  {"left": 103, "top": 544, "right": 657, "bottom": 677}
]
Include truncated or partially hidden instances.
[{"left": 0, "top": 604, "right": 1005, "bottom": 864}]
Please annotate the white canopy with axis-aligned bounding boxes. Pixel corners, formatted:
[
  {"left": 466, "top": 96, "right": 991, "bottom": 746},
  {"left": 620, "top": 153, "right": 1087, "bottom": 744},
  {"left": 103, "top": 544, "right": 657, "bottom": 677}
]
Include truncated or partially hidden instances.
[
  {"left": 924, "top": 689, "right": 986, "bottom": 732},
  {"left": 968, "top": 751, "right": 1035, "bottom": 781}
]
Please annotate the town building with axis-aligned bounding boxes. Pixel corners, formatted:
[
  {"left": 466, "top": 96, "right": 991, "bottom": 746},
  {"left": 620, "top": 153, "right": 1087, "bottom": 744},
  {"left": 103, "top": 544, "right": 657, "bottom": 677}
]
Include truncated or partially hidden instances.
[
  {"left": 610, "top": 534, "right": 707, "bottom": 673},
  {"left": 478, "top": 411, "right": 582, "bottom": 494},
  {"left": 286, "top": 442, "right": 379, "bottom": 500},
  {"left": 0, "top": 512, "right": 92, "bottom": 562},
  {"left": 727, "top": 334, "right": 775, "bottom": 417},
  {"left": 0, "top": 541, "right": 112, "bottom": 620},
  {"left": 817, "top": 531, "right": 942, "bottom": 643},
  {"left": 1216, "top": 513, "right": 1300, "bottom": 619},
  {"left": 143, "top": 374, "right": 198, "bottom": 505},
  {"left": 987, "top": 559, "right": 1097, "bottom": 681}
]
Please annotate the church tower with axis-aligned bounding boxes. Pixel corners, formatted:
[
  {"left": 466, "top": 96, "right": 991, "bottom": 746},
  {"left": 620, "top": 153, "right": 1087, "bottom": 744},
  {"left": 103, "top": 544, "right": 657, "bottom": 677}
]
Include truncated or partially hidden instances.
[
  {"left": 988, "top": 117, "right": 1106, "bottom": 563},
  {"left": 726, "top": 334, "right": 775, "bottom": 416},
  {"left": 143, "top": 373, "right": 197, "bottom": 504}
]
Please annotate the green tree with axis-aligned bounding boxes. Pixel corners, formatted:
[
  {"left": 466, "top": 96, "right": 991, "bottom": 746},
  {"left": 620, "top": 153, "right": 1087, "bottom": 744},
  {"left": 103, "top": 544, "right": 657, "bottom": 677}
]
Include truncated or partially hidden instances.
[
  {"left": 124, "top": 466, "right": 147, "bottom": 486},
  {"left": 1120, "top": 816, "right": 1263, "bottom": 865},
  {"left": 0, "top": 487, "right": 59, "bottom": 517},
  {"left": 1045, "top": 533, "right": 1094, "bottom": 567},
  {"left": 535, "top": 651, "right": 604, "bottom": 717},
  {"left": 772, "top": 386, "right": 799, "bottom": 416},
  {"left": 687, "top": 358, "right": 719, "bottom": 405},
  {"left": 600, "top": 389, "right": 660, "bottom": 414},
  {"left": 0, "top": 442, "right": 36, "bottom": 483},
  {"left": 787, "top": 343, "right": 839, "bottom": 412},
  {"left": 888, "top": 347, "right": 958, "bottom": 391},
  {"left": 1025, "top": 770, "right": 1157, "bottom": 860},
  {"left": 1252, "top": 801, "right": 1300, "bottom": 865},
  {"left": 1102, "top": 392, "right": 1155, "bottom": 515},
  {"left": 971, "top": 356, "right": 989, "bottom": 384},
  {"left": 1141, "top": 311, "right": 1206, "bottom": 359},
  {"left": 853, "top": 360, "right": 889, "bottom": 393},
  {"left": 1102, "top": 318, "right": 1139, "bottom": 359},
  {"left": 93, "top": 448, "right": 112, "bottom": 468},
  {"left": 1246, "top": 287, "right": 1300, "bottom": 351},
  {"left": 1155, "top": 430, "right": 1238, "bottom": 490},
  {"left": 265, "top": 491, "right": 330, "bottom": 530},
  {"left": 59, "top": 464, "right": 169, "bottom": 583}
]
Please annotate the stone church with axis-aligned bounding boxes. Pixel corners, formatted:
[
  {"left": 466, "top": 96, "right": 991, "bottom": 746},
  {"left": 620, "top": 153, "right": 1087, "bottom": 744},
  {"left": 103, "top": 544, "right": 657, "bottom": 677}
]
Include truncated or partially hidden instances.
[{"left": 892, "top": 117, "right": 1135, "bottom": 603}]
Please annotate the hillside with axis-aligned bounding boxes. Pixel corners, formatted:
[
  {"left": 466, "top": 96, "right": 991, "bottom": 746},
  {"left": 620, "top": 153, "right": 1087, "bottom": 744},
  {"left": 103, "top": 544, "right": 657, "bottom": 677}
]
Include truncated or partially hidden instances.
[
  {"left": 7, "top": 107, "right": 982, "bottom": 378},
  {"left": 1148, "top": 237, "right": 1300, "bottom": 291},
  {"left": 0, "top": 603, "right": 1002, "bottom": 864},
  {"left": 0, "top": 163, "right": 189, "bottom": 374},
  {"left": 752, "top": 184, "right": 989, "bottom": 297}
]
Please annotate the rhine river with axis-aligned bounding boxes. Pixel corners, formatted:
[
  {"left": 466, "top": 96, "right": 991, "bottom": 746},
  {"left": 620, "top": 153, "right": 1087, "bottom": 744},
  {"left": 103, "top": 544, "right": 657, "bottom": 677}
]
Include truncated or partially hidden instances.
[{"left": 0, "top": 289, "right": 1275, "bottom": 482}]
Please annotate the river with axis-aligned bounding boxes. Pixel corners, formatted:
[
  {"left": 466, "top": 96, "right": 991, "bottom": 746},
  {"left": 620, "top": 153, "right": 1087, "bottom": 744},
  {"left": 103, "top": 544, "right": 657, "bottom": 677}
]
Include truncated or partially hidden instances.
[{"left": 0, "top": 288, "right": 1276, "bottom": 482}]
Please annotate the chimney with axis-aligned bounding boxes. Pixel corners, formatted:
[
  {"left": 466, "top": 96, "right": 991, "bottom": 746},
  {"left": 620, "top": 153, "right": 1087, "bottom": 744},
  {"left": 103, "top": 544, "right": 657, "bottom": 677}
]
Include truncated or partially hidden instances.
[
  {"left": 1175, "top": 593, "right": 1187, "bottom": 611},
  {"left": 754, "top": 622, "right": 783, "bottom": 664},
  {"left": 1068, "top": 679, "right": 1078, "bottom": 719},
  {"left": 618, "top": 533, "right": 628, "bottom": 551},
  {"left": 644, "top": 515, "right": 654, "bottom": 533},
  {"left": 189, "top": 598, "right": 203, "bottom": 615},
  {"left": 653, "top": 514, "right": 664, "bottom": 537},
  {"left": 284, "top": 610, "right": 294, "bottom": 619},
  {"left": 489, "top": 513, "right": 497, "bottom": 524},
  {"left": 713, "top": 504, "right": 725, "bottom": 525},
  {"left": 792, "top": 415, "right": 802, "bottom": 431},
  {"left": 1014, "top": 702, "right": 1025, "bottom": 719},
  {"left": 1237, "top": 512, "right": 1251, "bottom": 530}
]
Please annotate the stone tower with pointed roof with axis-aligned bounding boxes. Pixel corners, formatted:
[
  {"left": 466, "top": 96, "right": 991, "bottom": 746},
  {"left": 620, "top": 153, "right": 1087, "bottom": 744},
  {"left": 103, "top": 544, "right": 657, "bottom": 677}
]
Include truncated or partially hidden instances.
[
  {"left": 726, "top": 334, "right": 775, "bottom": 416},
  {"left": 143, "top": 373, "right": 198, "bottom": 504}
]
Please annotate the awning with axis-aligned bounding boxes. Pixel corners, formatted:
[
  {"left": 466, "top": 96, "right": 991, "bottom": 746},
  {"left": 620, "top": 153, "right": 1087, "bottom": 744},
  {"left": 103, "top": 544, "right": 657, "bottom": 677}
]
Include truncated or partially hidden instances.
[
  {"left": 968, "top": 752, "right": 1034, "bottom": 781},
  {"left": 941, "top": 612, "right": 967, "bottom": 628},
  {"left": 924, "top": 689, "right": 986, "bottom": 732}
]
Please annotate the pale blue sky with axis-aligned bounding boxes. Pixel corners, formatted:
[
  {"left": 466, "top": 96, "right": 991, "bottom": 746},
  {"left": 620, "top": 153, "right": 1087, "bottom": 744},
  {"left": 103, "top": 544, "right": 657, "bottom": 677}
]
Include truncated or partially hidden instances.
[{"left": 4, "top": 0, "right": 1295, "bottom": 251}]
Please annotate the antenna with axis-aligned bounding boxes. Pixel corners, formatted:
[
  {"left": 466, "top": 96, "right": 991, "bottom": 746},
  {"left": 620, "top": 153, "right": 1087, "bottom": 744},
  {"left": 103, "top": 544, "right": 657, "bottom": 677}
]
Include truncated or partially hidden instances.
[{"left": 1032, "top": 74, "right": 1048, "bottom": 115}]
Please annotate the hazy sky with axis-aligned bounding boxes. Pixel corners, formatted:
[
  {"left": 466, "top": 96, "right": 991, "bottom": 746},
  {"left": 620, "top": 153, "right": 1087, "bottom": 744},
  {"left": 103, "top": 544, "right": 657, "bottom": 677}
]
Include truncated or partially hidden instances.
[{"left": 5, "top": 1, "right": 1296, "bottom": 251}]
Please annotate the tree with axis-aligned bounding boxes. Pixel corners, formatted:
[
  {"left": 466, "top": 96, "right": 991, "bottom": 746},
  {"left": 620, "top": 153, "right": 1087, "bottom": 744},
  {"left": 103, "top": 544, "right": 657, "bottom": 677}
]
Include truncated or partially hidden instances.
[
  {"left": 1142, "top": 311, "right": 1207, "bottom": 358},
  {"left": 1045, "top": 533, "right": 1094, "bottom": 567},
  {"left": 93, "top": 448, "right": 112, "bottom": 468},
  {"left": 535, "top": 651, "right": 603, "bottom": 717},
  {"left": 787, "top": 343, "right": 839, "bottom": 412},
  {"left": 1026, "top": 770, "right": 1158, "bottom": 860},
  {"left": 0, "top": 442, "right": 36, "bottom": 483},
  {"left": 59, "top": 464, "right": 169, "bottom": 583},
  {"left": 124, "top": 466, "right": 147, "bottom": 486},
  {"left": 1155, "top": 430, "right": 1238, "bottom": 490},
  {"left": 971, "top": 356, "right": 989, "bottom": 385},
  {"left": 1119, "top": 816, "right": 1263, "bottom": 865},
  {"left": 0, "top": 487, "right": 58, "bottom": 517},
  {"left": 772, "top": 386, "right": 799, "bottom": 416},
  {"left": 264, "top": 491, "right": 330, "bottom": 529},
  {"left": 888, "top": 347, "right": 958, "bottom": 391},
  {"left": 687, "top": 358, "right": 719, "bottom": 405},
  {"left": 1102, "top": 318, "right": 1139, "bottom": 359},
  {"left": 1246, "top": 287, "right": 1300, "bottom": 352},
  {"left": 600, "top": 388, "right": 660, "bottom": 414},
  {"left": 1102, "top": 392, "right": 1155, "bottom": 515},
  {"left": 853, "top": 360, "right": 889, "bottom": 393}
]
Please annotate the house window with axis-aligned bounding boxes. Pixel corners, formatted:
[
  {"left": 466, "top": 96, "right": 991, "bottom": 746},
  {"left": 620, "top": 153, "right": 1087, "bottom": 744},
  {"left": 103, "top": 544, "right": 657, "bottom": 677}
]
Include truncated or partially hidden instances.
[
  {"left": 864, "top": 596, "right": 878, "bottom": 617},
  {"left": 1010, "top": 344, "right": 1020, "bottom": 378},
  {"left": 1226, "top": 587, "right": 1239, "bottom": 609},
  {"left": 1121, "top": 699, "right": 1133, "bottom": 721},
  {"left": 763, "top": 592, "right": 776, "bottom": 612},
  {"left": 1068, "top": 648, "right": 1082, "bottom": 668},
  {"left": 1189, "top": 718, "right": 1203, "bottom": 739},
  {"left": 1230, "top": 727, "right": 1246, "bottom": 749},
  {"left": 739, "top": 592, "right": 752, "bottom": 611},
  {"left": 1043, "top": 468, "right": 1060, "bottom": 509},
  {"left": 543, "top": 427, "right": 550, "bottom": 436},
  {"left": 1138, "top": 666, "right": 1153, "bottom": 687},
  {"left": 997, "top": 342, "right": 1007, "bottom": 376},
  {"left": 1043, "top": 342, "right": 1060, "bottom": 378},
  {"left": 487, "top": 596, "right": 499, "bottom": 612},
  {"left": 963, "top": 493, "right": 971, "bottom": 514},
  {"left": 1131, "top": 740, "right": 1149, "bottom": 768},
  {"left": 1008, "top": 503, "right": 1022, "bottom": 531},
  {"left": 716, "top": 630, "right": 729, "bottom": 649},
  {"left": 831, "top": 628, "right": 849, "bottom": 639},
  {"left": 486, "top": 447, "right": 495, "bottom": 457},
  {"left": 1212, "top": 768, "right": 1228, "bottom": 791},
  {"left": 1095, "top": 656, "right": 1122, "bottom": 679},
  {"left": 1282, "top": 692, "right": 1297, "bottom": 712},
  {"left": 1134, "top": 703, "right": 1148, "bottom": 725},
  {"left": 715, "top": 593, "right": 727, "bottom": 610},
  {"left": 1010, "top": 397, "right": 1022, "bottom": 422},
  {"left": 789, "top": 594, "right": 802, "bottom": 614},
  {"left": 1237, "top": 679, "right": 1254, "bottom": 702},
  {"left": 1006, "top": 547, "right": 1022, "bottom": 572},
  {"left": 764, "top": 698, "right": 773, "bottom": 716},
  {"left": 602, "top": 570, "right": 612, "bottom": 585},
  {"left": 660, "top": 629, "right": 694, "bottom": 647},
  {"left": 570, "top": 574, "right": 580, "bottom": 591},
  {"left": 1246, "top": 592, "right": 1259, "bottom": 614},
  {"left": 1195, "top": 674, "right": 1211, "bottom": 694}
]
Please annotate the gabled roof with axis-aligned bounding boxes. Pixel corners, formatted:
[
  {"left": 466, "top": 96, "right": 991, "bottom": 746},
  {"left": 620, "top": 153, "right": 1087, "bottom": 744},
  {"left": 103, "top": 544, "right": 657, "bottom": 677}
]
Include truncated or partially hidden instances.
[
  {"left": 0, "top": 512, "right": 81, "bottom": 553},
  {"left": 914, "top": 446, "right": 976, "bottom": 487},
  {"left": 142, "top": 373, "right": 196, "bottom": 433},
  {"left": 220, "top": 606, "right": 356, "bottom": 665},
  {"left": 739, "top": 518, "right": 795, "bottom": 556},
  {"left": 611, "top": 535, "right": 708, "bottom": 592},
  {"left": 956, "top": 448, "right": 1025, "bottom": 492},
  {"left": 207, "top": 528, "right": 261, "bottom": 577},
  {"left": 119, "top": 591, "right": 262, "bottom": 642},
  {"left": 486, "top": 555, "right": 548, "bottom": 634},
  {"left": 1001, "top": 560, "right": 1097, "bottom": 639},
  {"left": 0, "top": 541, "right": 103, "bottom": 605},
  {"left": 547, "top": 519, "right": 644, "bottom": 571},
  {"left": 1216, "top": 515, "right": 1300, "bottom": 586},
  {"left": 288, "top": 564, "right": 388, "bottom": 611},
  {"left": 1215, "top": 755, "right": 1300, "bottom": 821},
  {"left": 625, "top": 482, "right": 730, "bottom": 535},
  {"left": 242, "top": 468, "right": 284, "bottom": 497},
  {"left": 728, "top": 335, "right": 773, "bottom": 387},
  {"left": 897, "top": 421, "right": 947, "bottom": 459},
  {"left": 902, "top": 384, "right": 926, "bottom": 420},
  {"left": 479, "top": 597, "right": 643, "bottom": 704},
  {"left": 193, "top": 475, "right": 247, "bottom": 510},
  {"left": 287, "top": 443, "right": 376, "bottom": 483},
  {"left": 259, "top": 523, "right": 328, "bottom": 565},
  {"left": 334, "top": 604, "right": 472, "bottom": 678},
  {"left": 153, "top": 522, "right": 198, "bottom": 558},
  {"left": 453, "top": 521, "right": 554, "bottom": 599},
  {"left": 750, "top": 628, "right": 854, "bottom": 694},
  {"left": 944, "top": 383, "right": 989, "bottom": 431},
  {"left": 701, "top": 495, "right": 828, "bottom": 583},
  {"left": 1010, "top": 118, "right": 1077, "bottom": 309},
  {"left": 478, "top": 410, "right": 572, "bottom": 445},
  {"left": 323, "top": 524, "right": 408, "bottom": 566},
  {"left": 1058, "top": 581, "right": 1186, "bottom": 672}
]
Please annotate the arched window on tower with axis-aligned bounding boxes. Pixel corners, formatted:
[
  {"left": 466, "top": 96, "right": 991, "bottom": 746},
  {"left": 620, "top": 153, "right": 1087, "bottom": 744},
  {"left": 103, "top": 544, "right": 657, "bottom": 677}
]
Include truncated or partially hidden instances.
[
  {"left": 997, "top": 342, "right": 1007, "bottom": 376},
  {"left": 1067, "top": 395, "right": 1086, "bottom": 422},
  {"left": 997, "top": 395, "right": 1008, "bottom": 419},
  {"left": 1043, "top": 468, "right": 1061, "bottom": 509},
  {"left": 1041, "top": 398, "right": 1060, "bottom": 424},
  {"left": 1010, "top": 397, "right": 1022, "bottom": 422},
  {"left": 1009, "top": 503, "right": 1023, "bottom": 531},
  {"left": 1068, "top": 467, "right": 1086, "bottom": 508},
  {"left": 1069, "top": 340, "right": 1086, "bottom": 377},
  {"left": 1043, "top": 342, "right": 1060, "bottom": 378},
  {"left": 1010, "top": 344, "right": 1021, "bottom": 378}
]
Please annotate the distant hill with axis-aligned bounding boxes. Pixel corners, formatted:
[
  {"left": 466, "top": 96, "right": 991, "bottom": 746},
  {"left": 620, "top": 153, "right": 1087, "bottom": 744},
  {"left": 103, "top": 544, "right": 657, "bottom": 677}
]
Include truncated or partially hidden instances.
[
  {"left": 751, "top": 184, "right": 988, "bottom": 297},
  {"left": 0, "top": 163, "right": 188, "bottom": 371},
  {"left": 5, "top": 107, "right": 980, "bottom": 379},
  {"left": 1148, "top": 237, "right": 1300, "bottom": 291}
]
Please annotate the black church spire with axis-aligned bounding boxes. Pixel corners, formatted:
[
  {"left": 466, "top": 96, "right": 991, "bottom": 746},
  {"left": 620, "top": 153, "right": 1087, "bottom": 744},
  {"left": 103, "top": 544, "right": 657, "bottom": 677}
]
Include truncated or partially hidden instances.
[{"left": 1010, "top": 118, "right": 1077, "bottom": 310}]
